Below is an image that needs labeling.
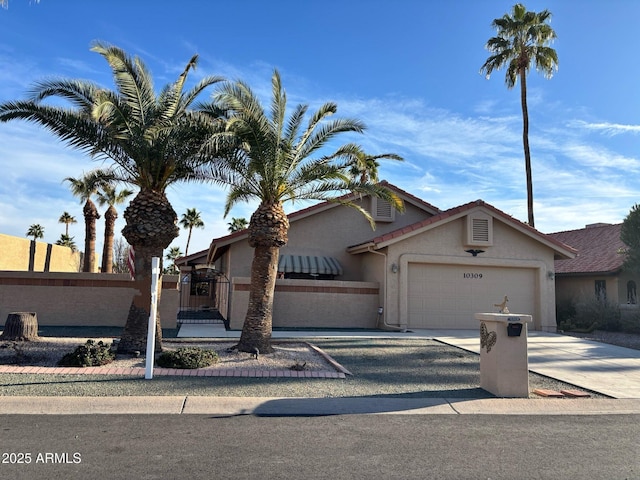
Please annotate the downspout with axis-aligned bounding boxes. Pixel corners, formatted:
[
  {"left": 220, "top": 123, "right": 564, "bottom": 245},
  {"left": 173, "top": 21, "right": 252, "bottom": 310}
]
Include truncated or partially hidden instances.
[{"left": 367, "top": 246, "right": 406, "bottom": 332}]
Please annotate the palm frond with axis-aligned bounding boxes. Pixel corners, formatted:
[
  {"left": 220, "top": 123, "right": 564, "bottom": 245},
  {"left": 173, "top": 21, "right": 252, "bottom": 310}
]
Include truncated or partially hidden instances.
[
  {"left": 91, "top": 42, "right": 155, "bottom": 127},
  {"left": 28, "top": 79, "right": 100, "bottom": 112}
]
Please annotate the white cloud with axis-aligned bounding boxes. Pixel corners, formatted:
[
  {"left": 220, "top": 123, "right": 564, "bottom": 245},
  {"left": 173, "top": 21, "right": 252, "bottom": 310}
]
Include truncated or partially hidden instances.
[{"left": 571, "top": 120, "right": 640, "bottom": 136}]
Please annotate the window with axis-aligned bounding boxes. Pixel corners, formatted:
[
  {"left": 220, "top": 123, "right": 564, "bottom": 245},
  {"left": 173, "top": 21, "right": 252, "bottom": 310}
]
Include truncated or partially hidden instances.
[
  {"left": 595, "top": 280, "right": 607, "bottom": 302},
  {"left": 627, "top": 281, "right": 637, "bottom": 304},
  {"left": 371, "top": 197, "right": 395, "bottom": 222},
  {"left": 465, "top": 213, "right": 493, "bottom": 247}
]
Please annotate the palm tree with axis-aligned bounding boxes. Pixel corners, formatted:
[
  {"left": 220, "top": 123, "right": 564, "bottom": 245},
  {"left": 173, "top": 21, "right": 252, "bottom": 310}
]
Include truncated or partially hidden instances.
[
  {"left": 0, "top": 42, "right": 224, "bottom": 353},
  {"left": 65, "top": 172, "right": 102, "bottom": 273},
  {"left": 58, "top": 211, "right": 77, "bottom": 236},
  {"left": 56, "top": 233, "right": 77, "bottom": 251},
  {"left": 26, "top": 224, "right": 44, "bottom": 241},
  {"left": 163, "top": 246, "right": 183, "bottom": 274},
  {"left": 480, "top": 3, "right": 558, "bottom": 228},
  {"left": 345, "top": 146, "right": 403, "bottom": 183},
  {"left": 227, "top": 217, "right": 248, "bottom": 233},
  {"left": 202, "top": 70, "right": 404, "bottom": 354},
  {"left": 179, "top": 208, "right": 204, "bottom": 256},
  {"left": 96, "top": 183, "right": 134, "bottom": 273}
]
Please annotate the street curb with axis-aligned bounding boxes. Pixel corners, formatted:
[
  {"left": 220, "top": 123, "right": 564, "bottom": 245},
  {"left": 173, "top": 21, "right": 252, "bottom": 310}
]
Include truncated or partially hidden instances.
[{"left": 2, "top": 396, "right": 640, "bottom": 416}]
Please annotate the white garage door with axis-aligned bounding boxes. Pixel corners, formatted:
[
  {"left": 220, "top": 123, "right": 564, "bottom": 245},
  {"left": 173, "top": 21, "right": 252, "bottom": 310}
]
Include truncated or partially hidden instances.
[{"left": 407, "top": 263, "right": 536, "bottom": 329}]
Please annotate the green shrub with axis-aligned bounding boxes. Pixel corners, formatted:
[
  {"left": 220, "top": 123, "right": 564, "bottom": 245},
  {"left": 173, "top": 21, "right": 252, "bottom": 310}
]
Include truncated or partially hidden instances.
[
  {"left": 572, "top": 296, "right": 621, "bottom": 332},
  {"left": 620, "top": 311, "right": 640, "bottom": 334},
  {"left": 556, "top": 300, "right": 577, "bottom": 329},
  {"left": 58, "top": 340, "right": 115, "bottom": 367},
  {"left": 157, "top": 347, "right": 219, "bottom": 369}
]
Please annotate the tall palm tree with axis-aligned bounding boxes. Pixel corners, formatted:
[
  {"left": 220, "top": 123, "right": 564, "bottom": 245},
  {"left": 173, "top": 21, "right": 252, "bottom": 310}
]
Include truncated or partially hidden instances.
[
  {"left": 0, "top": 42, "right": 224, "bottom": 353},
  {"left": 480, "top": 3, "right": 558, "bottom": 228},
  {"left": 345, "top": 145, "right": 403, "bottom": 183},
  {"left": 96, "top": 183, "right": 134, "bottom": 273},
  {"left": 202, "top": 70, "right": 404, "bottom": 354},
  {"left": 179, "top": 208, "right": 204, "bottom": 256},
  {"left": 163, "top": 246, "right": 183, "bottom": 274},
  {"left": 58, "top": 211, "right": 77, "bottom": 236},
  {"left": 26, "top": 224, "right": 44, "bottom": 241},
  {"left": 65, "top": 173, "right": 102, "bottom": 273},
  {"left": 227, "top": 217, "right": 248, "bottom": 233}
]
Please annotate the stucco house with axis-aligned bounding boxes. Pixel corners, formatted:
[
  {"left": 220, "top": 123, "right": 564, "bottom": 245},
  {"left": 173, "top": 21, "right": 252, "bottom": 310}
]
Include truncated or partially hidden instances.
[
  {"left": 176, "top": 182, "right": 575, "bottom": 332},
  {"left": 549, "top": 223, "right": 640, "bottom": 314}
]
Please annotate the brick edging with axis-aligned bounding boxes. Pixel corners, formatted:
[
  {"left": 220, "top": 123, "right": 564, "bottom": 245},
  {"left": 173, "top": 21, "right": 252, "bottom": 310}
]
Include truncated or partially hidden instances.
[{"left": 0, "top": 365, "right": 346, "bottom": 378}]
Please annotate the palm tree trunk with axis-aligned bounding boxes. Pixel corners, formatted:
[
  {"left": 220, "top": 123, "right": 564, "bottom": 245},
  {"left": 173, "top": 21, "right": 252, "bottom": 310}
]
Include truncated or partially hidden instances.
[
  {"left": 118, "top": 244, "right": 164, "bottom": 353},
  {"left": 520, "top": 68, "right": 535, "bottom": 228},
  {"left": 236, "top": 245, "right": 280, "bottom": 354},
  {"left": 102, "top": 205, "right": 117, "bottom": 273},
  {"left": 119, "top": 189, "right": 179, "bottom": 354},
  {"left": 83, "top": 200, "right": 100, "bottom": 272},
  {"left": 185, "top": 228, "right": 193, "bottom": 256}
]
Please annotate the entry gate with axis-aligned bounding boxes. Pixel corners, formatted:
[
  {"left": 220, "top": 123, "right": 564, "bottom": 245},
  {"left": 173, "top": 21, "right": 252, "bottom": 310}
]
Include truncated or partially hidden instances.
[{"left": 178, "top": 266, "right": 230, "bottom": 329}]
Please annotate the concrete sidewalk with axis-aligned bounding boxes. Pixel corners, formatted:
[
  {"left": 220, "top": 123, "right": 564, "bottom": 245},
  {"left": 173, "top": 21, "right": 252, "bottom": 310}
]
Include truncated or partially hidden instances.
[{"left": 1, "top": 395, "right": 640, "bottom": 416}]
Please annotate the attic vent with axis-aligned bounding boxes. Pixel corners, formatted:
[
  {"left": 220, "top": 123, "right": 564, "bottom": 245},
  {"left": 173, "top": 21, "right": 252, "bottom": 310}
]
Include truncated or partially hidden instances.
[
  {"left": 465, "top": 213, "right": 493, "bottom": 246},
  {"left": 372, "top": 197, "right": 395, "bottom": 222},
  {"left": 472, "top": 218, "right": 490, "bottom": 243}
]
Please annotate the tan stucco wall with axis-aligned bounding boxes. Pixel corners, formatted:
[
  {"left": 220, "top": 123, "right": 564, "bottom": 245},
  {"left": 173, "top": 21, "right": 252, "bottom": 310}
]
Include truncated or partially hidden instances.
[
  {"left": 0, "top": 272, "right": 179, "bottom": 329},
  {"left": 555, "top": 272, "right": 640, "bottom": 307},
  {"left": 225, "top": 199, "right": 432, "bottom": 281},
  {"left": 379, "top": 215, "right": 557, "bottom": 331},
  {"left": 230, "top": 277, "right": 380, "bottom": 329},
  {"left": 0, "top": 234, "right": 81, "bottom": 272}
]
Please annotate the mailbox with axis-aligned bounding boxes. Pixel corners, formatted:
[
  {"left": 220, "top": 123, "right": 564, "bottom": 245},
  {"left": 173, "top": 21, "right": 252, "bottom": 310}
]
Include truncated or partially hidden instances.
[
  {"left": 507, "top": 322, "right": 523, "bottom": 337},
  {"left": 474, "top": 312, "right": 533, "bottom": 397}
]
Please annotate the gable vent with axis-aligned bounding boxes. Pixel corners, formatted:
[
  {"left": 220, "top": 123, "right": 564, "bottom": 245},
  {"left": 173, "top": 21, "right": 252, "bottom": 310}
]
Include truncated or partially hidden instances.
[
  {"left": 465, "top": 213, "right": 493, "bottom": 246},
  {"left": 372, "top": 197, "right": 395, "bottom": 222},
  {"left": 472, "top": 218, "right": 490, "bottom": 243}
]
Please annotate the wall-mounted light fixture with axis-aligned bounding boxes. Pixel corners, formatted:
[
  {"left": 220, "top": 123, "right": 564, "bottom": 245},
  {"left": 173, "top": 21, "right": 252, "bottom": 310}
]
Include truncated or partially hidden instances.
[
  {"left": 391, "top": 263, "right": 399, "bottom": 273},
  {"left": 547, "top": 271, "right": 555, "bottom": 280}
]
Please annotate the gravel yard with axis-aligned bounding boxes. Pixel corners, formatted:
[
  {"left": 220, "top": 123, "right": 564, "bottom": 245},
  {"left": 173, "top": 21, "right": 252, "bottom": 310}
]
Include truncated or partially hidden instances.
[
  {"left": 1, "top": 334, "right": 627, "bottom": 399},
  {"left": 0, "top": 338, "right": 331, "bottom": 372}
]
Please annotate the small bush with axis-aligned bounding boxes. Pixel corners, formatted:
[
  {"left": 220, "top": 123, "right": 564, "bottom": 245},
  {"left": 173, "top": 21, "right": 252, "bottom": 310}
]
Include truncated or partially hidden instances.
[
  {"left": 157, "top": 347, "right": 219, "bottom": 369},
  {"left": 565, "top": 296, "right": 621, "bottom": 332},
  {"left": 556, "top": 300, "right": 577, "bottom": 329},
  {"left": 620, "top": 311, "right": 640, "bottom": 334},
  {"left": 58, "top": 340, "right": 115, "bottom": 367}
]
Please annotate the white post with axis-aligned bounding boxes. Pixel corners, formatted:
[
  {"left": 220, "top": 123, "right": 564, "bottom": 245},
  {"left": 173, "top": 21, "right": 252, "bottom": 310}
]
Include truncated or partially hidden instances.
[{"left": 145, "top": 257, "right": 160, "bottom": 380}]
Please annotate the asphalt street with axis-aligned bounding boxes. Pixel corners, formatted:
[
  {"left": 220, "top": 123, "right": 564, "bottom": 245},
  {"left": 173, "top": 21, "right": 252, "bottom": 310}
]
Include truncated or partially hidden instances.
[{"left": 1, "top": 414, "right": 638, "bottom": 480}]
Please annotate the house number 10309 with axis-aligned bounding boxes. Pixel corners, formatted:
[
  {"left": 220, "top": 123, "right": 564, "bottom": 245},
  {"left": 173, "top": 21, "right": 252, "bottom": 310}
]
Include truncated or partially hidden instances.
[{"left": 463, "top": 273, "right": 483, "bottom": 279}]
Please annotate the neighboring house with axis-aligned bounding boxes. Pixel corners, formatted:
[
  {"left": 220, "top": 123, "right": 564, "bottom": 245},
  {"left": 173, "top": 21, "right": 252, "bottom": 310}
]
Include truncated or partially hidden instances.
[
  {"left": 549, "top": 223, "right": 640, "bottom": 311},
  {"left": 176, "top": 182, "right": 575, "bottom": 332}
]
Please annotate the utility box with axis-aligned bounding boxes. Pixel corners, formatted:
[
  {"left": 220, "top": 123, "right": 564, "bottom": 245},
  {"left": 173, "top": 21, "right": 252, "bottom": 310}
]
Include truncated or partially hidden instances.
[{"left": 474, "top": 312, "right": 533, "bottom": 398}]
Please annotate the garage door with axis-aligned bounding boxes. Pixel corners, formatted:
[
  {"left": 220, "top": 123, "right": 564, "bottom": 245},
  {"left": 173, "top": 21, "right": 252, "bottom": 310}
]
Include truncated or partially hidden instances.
[{"left": 407, "top": 264, "right": 536, "bottom": 329}]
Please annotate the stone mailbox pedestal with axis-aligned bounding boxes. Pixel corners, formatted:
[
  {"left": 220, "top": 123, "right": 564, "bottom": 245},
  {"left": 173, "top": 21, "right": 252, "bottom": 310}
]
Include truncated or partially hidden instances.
[{"left": 474, "top": 312, "right": 533, "bottom": 398}]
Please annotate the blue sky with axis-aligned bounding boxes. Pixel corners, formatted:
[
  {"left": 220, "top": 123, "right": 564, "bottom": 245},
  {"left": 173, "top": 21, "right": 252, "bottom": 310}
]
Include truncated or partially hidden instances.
[{"left": 1, "top": 0, "right": 639, "bottom": 259}]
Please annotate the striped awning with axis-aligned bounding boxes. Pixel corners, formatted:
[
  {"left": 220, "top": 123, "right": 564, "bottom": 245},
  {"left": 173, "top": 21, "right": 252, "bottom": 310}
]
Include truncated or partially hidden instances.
[{"left": 278, "top": 255, "right": 343, "bottom": 276}]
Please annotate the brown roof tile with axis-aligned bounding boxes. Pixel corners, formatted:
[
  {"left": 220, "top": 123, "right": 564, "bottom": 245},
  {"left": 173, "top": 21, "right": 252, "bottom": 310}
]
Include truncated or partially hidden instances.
[
  {"left": 179, "top": 181, "right": 440, "bottom": 263},
  {"left": 350, "top": 199, "right": 576, "bottom": 257},
  {"left": 548, "top": 224, "right": 625, "bottom": 275}
]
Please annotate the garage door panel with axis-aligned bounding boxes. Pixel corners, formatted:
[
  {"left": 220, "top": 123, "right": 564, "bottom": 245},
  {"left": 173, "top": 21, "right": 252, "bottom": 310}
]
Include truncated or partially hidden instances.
[{"left": 407, "top": 264, "right": 536, "bottom": 329}]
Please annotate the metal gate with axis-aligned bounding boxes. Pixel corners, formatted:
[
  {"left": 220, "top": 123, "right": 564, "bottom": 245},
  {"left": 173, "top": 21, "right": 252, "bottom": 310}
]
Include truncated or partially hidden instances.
[{"left": 178, "top": 266, "right": 230, "bottom": 329}]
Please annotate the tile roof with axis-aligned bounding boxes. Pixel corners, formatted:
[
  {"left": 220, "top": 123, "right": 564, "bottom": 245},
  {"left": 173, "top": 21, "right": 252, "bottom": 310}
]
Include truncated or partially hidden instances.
[
  {"left": 349, "top": 199, "right": 576, "bottom": 258},
  {"left": 548, "top": 223, "right": 625, "bottom": 275},
  {"left": 176, "top": 181, "right": 440, "bottom": 264}
]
